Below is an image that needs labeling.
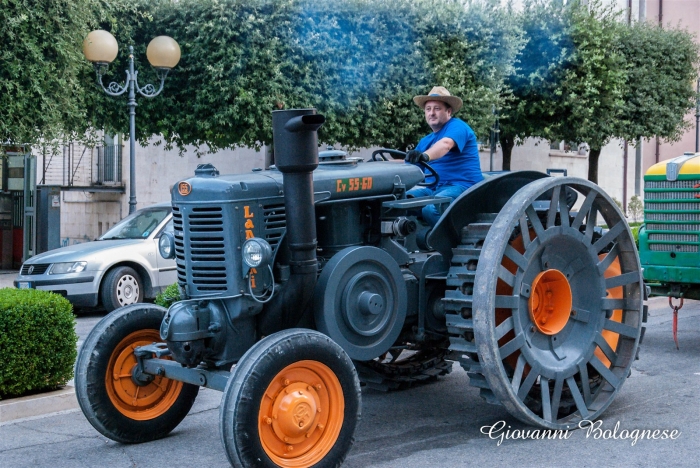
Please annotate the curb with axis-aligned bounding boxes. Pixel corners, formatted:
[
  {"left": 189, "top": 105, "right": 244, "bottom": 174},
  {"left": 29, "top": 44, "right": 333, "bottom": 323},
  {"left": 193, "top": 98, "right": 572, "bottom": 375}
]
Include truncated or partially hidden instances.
[{"left": 0, "top": 385, "right": 78, "bottom": 424}]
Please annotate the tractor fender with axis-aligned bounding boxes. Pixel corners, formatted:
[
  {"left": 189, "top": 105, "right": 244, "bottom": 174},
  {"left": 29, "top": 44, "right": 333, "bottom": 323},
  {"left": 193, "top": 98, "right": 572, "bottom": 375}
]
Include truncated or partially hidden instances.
[{"left": 429, "top": 171, "right": 549, "bottom": 262}]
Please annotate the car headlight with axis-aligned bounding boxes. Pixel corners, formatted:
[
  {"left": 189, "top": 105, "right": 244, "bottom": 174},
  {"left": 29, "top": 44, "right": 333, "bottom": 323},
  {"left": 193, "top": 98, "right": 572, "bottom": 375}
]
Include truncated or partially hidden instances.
[
  {"left": 242, "top": 238, "right": 272, "bottom": 268},
  {"left": 159, "top": 232, "right": 175, "bottom": 259},
  {"left": 48, "top": 261, "right": 87, "bottom": 275}
]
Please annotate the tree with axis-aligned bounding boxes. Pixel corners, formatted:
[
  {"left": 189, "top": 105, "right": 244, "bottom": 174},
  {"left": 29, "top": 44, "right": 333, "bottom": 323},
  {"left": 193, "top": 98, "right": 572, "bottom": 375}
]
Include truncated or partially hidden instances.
[
  {"left": 548, "top": 0, "right": 626, "bottom": 183},
  {"left": 0, "top": 0, "right": 134, "bottom": 146},
  {"left": 90, "top": 0, "right": 522, "bottom": 153},
  {"left": 615, "top": 21, "right": 700, "bottom": 146},
  {"left": 498, "top": 0, "right": 575, "bottom": 170}
]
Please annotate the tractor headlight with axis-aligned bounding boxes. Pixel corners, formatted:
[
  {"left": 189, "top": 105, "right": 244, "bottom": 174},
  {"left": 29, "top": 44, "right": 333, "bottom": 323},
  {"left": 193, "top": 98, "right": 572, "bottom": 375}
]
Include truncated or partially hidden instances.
[
  {"left": 49, "top": 261, "right": 87, "bottom": 275},
  {"left": 242, "top": 238, "right": 272, "bottom": 268},
  {"left": 159, "top": 232, "right": 176, "bottom": 259}
]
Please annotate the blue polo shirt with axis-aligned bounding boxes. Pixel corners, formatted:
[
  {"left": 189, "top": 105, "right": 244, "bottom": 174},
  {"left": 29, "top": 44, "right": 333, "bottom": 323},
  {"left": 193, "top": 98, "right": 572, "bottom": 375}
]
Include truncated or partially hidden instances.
[{"left": 414, "top": 117, "right": 483, "bottom": 188}]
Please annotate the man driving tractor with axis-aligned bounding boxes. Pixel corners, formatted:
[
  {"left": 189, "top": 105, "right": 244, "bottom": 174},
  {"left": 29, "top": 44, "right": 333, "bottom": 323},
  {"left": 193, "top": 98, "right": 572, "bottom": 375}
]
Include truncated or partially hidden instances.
[{"left": 404, "top": 86, "right": 483, "bottom": 226}]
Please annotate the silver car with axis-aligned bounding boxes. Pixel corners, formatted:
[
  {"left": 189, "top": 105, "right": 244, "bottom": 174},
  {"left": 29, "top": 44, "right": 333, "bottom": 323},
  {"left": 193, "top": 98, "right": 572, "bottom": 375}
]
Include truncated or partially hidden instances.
[{"left": 15, "top": 203, "right": 176, "bottom": 311}]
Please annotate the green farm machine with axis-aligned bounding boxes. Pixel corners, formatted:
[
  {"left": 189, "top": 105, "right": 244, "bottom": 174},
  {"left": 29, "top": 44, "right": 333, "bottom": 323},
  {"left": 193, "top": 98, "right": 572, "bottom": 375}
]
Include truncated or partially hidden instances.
[
  {"left": 76, "top": 109, "right": 645, "bottom": 467},
  {"left": 639, "top": 152, "right": 700, "bottom": 347}
]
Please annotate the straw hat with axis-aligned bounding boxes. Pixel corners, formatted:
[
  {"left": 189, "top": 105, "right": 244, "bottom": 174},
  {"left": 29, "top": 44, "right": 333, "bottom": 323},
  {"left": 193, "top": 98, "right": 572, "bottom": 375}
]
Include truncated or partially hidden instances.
[{"left": 413, "top": 86, "right": 463, "bottom": 113}]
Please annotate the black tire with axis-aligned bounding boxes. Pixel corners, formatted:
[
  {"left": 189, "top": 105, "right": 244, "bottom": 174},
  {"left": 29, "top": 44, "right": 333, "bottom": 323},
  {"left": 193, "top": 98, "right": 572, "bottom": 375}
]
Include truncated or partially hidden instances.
[
  {"left": 220, "top": 329, "right": 361, "bottom": 468},
  {"left": 101, "top": 266, "right": 144, "bottom": 312},
  {"left": 75, "top": 303, "right": 199, "bottom": 443}
]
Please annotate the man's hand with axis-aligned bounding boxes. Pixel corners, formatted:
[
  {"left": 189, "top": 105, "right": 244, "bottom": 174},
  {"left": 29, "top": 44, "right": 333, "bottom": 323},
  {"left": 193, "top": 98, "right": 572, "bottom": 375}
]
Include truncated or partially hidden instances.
[{"left": 405, "top": 149, "right": 430, "bottom": 164}]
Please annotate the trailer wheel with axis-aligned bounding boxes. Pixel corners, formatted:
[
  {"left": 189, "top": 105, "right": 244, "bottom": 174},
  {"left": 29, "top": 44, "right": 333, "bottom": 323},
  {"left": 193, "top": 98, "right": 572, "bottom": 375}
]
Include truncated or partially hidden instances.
[
  {"left": 75, "top": 304, "right": 199, "bottom": 443},
  {"left": 220, "top": 329, "right": 361, "bottom": 468},
  {"left": 447, "top": 177, "right": 644, "bottom": 429}
]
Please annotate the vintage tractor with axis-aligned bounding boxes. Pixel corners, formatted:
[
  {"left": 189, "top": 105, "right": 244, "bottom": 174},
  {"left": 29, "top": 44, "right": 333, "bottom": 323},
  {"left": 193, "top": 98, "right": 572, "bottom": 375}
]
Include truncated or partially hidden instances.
[
  {"left": 76, "top": 109, "right": 645, "bottom": 467},
  {"left": 638, "top": 152, "right": 700, "bottom": 348}
]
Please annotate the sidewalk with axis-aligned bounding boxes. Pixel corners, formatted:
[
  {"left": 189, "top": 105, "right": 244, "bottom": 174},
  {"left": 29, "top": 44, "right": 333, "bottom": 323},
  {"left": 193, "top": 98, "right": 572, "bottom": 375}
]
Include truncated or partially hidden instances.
[{"left": 0, "top": 271, "right": 17, "bottom": 289}]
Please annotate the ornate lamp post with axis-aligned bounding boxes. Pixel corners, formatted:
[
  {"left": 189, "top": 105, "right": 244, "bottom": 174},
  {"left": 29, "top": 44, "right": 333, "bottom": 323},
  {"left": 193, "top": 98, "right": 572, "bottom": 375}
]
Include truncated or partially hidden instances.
[{"left": 83, "top": 30, "right": 180, "bottom": 214}]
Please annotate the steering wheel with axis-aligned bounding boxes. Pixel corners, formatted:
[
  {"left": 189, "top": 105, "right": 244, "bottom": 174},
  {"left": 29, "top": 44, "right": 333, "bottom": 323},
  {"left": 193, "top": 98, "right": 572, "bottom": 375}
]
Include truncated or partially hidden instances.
[
  {"left": 370, "top": 148, "right": 407, "bottom": 161},
  {"left": 370, "top": 148, "right": 439, "bottom": 188}
]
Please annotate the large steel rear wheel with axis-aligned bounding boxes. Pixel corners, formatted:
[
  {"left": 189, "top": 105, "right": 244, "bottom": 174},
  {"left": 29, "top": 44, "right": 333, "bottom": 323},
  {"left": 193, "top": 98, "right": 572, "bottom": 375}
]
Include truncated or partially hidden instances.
[
  {"left": 447, "top": 177, "right": 645, "bottom": 430},
  {"left": 220, "top": 329, "right": 361, "bottom": 468}
]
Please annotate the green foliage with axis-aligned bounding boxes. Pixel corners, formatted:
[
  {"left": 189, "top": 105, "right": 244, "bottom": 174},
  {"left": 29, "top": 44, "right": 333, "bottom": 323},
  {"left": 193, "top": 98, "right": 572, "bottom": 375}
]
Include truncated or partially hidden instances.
[
  {"left": 0, "top": 289, "right": 77, "bottom": 399},
  {"left": 499, "top": 0, "right": 626, "bottom": 177},
  {"left": 616, "top": 22, "right": 700, "bottom": 143},
  {"left": 627, "top": 194, "right": 644, "bottom": 222},
  {"left": 155, "top": 283, "right": 181, "bottom": 308},
  {"left": 90, "top": 0, "right": 523, "bottom": 152},
  {"left": 0, "top": 0, "right": 139, "bottom": 146},
  {"left": 611, "top": 196, "right": 623, "bottom": 211}
]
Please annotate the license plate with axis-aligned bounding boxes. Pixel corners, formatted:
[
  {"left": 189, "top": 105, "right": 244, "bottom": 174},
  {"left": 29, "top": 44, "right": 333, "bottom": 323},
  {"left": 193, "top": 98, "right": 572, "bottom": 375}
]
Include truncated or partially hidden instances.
[{"left": 18, "top": 282, "right": 33, "bottom": 289}]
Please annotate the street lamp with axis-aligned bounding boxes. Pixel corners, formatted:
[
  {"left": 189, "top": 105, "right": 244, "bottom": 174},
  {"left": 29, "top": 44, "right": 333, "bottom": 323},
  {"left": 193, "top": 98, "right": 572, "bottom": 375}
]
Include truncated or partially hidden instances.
[{"left": 83, "top": 30, "right": 180, "bottom": 214}]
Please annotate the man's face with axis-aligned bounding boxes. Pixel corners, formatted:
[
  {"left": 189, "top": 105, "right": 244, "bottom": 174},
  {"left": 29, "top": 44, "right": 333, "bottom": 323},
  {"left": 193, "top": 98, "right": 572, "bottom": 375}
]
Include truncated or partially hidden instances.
[{"left": 424, "top": 100, "right": 452, "bottom": 131}]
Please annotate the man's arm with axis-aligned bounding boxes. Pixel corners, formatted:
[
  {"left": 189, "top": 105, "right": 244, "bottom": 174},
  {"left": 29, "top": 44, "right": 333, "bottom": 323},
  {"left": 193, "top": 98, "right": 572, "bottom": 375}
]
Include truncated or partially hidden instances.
[{"left": 424, "top": 137, "right": 455, "bottom": 161}]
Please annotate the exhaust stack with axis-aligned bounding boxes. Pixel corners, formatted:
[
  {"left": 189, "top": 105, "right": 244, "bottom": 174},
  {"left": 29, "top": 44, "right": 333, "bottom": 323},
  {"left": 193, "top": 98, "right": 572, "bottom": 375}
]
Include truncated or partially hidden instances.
[{"left": 258, "top": 109, "right": 325, "bottom": 334}]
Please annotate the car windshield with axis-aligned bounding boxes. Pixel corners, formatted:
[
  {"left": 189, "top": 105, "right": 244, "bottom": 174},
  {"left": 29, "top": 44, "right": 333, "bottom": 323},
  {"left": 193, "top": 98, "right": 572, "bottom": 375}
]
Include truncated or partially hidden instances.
[{"left": 99, "top": 207, "right": 170, "bottom": 240}]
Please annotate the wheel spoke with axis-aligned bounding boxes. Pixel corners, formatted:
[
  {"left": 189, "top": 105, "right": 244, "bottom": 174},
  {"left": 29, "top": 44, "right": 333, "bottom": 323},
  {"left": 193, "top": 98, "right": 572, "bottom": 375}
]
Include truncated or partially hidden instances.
[
  {"left": 572, "top": 190, "right": 597, "bottom": 231},
  {"left": 558, "top": 187, "right": 570, "bottom": 228},
  {"left": 511, "top": 354, "right": 526, "bottom": 392},
  {"left": 504, "top": 244, "right": 528, "bottom": 271},
  {"left": 605, "top": 271, "right": 641, "bottom": 289},
  {"left": 566, "top": 376, "right": 589, "bottom": 419},
  {"left": 550, "top": 377, "right": 564, "bottom": 421},
  {"left": 584, "top": 206, "right": 598, "bottom": 242},
  {"left": 517, "top": 365, "right": 539, "bottom": 400},
  {"left": 497, "top": 265, "right": 516, "bottom": 288},
  {"left": 589, "top": 356, "right": 621, "bottom": 390},
  {"left": 578, "top": 362, "right": 592, "bottom": 406},
  {"left": 494, "top": 295, "right": 519, "bottom": 310},
  {"left": 499, "top": 333, "right": 525, "bottom": 360},
  {"left": 494, "top": 315, "right": 514, "bottom": 341},
  {"left": 547, "top": 187, "right": 561, "bottom": 229},
  {"left": 526, "top": 205, "right": 545, "bottom": 238},
  {"left": 593, "top": 221, "right": 626, "bottom": 254},
  {"left": 519, "top": 215, "right": 531, "bottom": 248},
  {"left": 601, "top": 298, "right": 636, "bottom": 312},
  {"left": 603, "top": 318, "right": 639, "bottom": 339},
  {"left": 540, "top": 377, "right": 552, "bottom": 422},
  {"left": 596, "top": 244, "right": 620, "bottom": 275},
  {"left": 594, "top": 333, "right": 618, "bottom": 366}
]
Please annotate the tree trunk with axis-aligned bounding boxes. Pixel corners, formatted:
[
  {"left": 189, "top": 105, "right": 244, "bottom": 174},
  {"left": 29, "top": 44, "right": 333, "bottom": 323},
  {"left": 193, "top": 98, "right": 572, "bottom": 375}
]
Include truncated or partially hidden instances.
[
  {"left": 500, "top": 133, "right": 515, "bottom": 171},
  {"left": 588, "top": 147, "right": 601, "bottom": 184}
]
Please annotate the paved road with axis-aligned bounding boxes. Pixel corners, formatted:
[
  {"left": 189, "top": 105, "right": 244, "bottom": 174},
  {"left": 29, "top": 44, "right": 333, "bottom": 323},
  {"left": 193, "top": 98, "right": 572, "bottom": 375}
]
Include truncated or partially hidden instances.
[{"left": 1, "top": 297, "right": 699, "bottom": 467}]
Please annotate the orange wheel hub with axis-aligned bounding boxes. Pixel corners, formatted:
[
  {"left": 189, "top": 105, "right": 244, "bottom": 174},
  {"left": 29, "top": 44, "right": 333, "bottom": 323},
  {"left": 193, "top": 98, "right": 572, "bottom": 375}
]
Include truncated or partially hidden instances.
[
  {"left": 105, "top": 330, "right": 184, "bottom": 420},
  {"left": 529, "top": 269, "right": 572, "bottom": 335},
  {"left": 259, "top": 360, "right": 344, "bottom": 467}
]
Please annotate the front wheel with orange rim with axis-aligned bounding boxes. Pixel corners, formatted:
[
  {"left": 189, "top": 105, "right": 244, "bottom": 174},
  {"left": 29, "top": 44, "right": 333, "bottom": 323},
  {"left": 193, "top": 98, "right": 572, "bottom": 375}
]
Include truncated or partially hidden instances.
[
  {"left": 220, "top": 329, "right": 361, "bottom": 468},
  {"left": 75, "top": 304, "right": 199, "bottom": 443},
  {"left": 471, "top": 177, "right": 645, "bottom": 430}
]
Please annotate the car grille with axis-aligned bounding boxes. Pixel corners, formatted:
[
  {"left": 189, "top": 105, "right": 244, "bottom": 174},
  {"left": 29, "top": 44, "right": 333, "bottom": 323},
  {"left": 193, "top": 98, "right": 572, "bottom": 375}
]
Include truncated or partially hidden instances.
[
  {"left": 644, "top": 179, "right": 700, "bottom": 253},
  {"left": 173, "top": 201, "right": 286, "bottom": 296},
  {"left": 21, "top": 264, "right": 50, "bottom": 275}
]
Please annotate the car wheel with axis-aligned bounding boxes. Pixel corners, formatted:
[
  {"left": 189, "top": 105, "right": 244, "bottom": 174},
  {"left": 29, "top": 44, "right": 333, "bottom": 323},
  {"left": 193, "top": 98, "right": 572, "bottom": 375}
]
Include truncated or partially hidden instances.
[{"left": 101, "top": 266, "right": 144, "bottom": 311}]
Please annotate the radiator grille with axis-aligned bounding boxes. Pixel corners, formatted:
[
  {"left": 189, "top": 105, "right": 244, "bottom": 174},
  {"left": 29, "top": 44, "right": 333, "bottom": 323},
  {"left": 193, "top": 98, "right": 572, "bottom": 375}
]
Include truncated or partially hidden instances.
[
  {"left": 648, "top": 233, "right": 698, "bottom": 242},
  {"left": 20, "top": 264, "right": 50, "bottom": 275},
  {"left": 646, "top": 213, "right": 700, "bottom": 222},
  {"left": 174, "top": 205, "right": 229, "bottom": 293},
  {"left": 644, "top": 223, "right": 700, "bottom": 232},
  {"left": 644, "top": 179, "right": 700, "bottom": 252},
  {"left": 645, "top": 202, "right": 700, "bottom": 211},
  {"left": 263, "top": 203, "right": 286, "bottom": 251},
  {"left": 645, "top": 180, "right": 700, "bottom": 190},
  {"left": 650, "top": 244, "right": 699, "bottom": 253},
  {"left": 645, "top": 191, "right": 700, "bottom": 200}
]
